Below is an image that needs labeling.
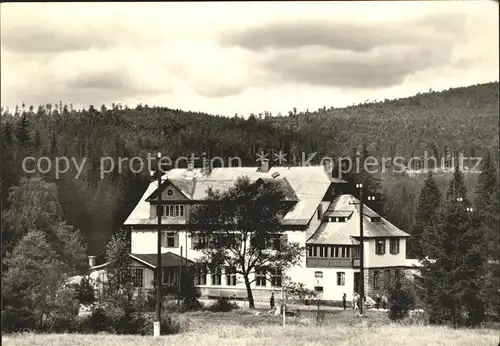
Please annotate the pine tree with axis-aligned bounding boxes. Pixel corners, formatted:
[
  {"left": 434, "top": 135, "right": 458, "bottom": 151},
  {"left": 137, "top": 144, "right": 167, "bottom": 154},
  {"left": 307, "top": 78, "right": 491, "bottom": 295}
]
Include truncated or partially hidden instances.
[
  {"left": 473, "top": 153, "right": 500, "bottom": 321},
  {"left": 411, "top": 172, "right": 441, "bottom": 259},
  {"left": 15, "top": 114, "right": 31, "bottom": 149},
  {"left": 419, "top": 164, "right": 486, "bottom": 327}
]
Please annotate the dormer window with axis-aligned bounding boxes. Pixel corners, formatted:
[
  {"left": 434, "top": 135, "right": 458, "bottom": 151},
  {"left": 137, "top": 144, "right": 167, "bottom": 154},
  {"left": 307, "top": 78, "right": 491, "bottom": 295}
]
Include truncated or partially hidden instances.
[
  {"left": 328, "top": 217, "right": 346, "bottom": 222},
  {"left": 371, "top": 217, "right": 381, "bottom": 222}
]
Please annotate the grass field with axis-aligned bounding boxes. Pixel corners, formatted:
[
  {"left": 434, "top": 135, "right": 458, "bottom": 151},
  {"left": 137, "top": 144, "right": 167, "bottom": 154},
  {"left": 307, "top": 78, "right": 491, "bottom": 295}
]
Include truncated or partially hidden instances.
[{"left": 4, "top": 309, "right": 499, "bottom": 346}]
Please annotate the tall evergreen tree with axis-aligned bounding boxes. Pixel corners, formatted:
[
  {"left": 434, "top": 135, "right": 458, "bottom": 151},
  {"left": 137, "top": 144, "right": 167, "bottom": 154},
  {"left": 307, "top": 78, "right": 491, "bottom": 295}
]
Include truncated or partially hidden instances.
[
  {"left": 419, "top": 164, "right": 486, "bottom": 327},
  {"left": 473, "top": 153, "right": 500, "bottom": 321},
  {"left": 411, "top": 172, "right": 441, "bottom": 259}
]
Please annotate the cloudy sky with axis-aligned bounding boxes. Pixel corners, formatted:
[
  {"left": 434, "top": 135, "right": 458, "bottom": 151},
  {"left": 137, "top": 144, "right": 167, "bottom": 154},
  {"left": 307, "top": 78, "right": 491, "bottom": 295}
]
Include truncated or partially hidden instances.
[{"left": 1, "top": 1, "right": 498, "bottom": 116}]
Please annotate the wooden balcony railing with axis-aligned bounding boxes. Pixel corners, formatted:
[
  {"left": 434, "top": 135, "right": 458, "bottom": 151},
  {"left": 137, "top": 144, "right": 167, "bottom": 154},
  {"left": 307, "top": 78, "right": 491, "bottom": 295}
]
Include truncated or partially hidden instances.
[{"left": 306, "top": 257, "right": 360, "bottom": 268}]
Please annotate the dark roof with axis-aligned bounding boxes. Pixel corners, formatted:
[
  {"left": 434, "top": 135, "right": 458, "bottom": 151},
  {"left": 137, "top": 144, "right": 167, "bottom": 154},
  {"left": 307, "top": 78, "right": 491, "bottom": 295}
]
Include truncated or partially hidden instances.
[{"left": 131, "top": 252, "right": 195, "bottom": 268}]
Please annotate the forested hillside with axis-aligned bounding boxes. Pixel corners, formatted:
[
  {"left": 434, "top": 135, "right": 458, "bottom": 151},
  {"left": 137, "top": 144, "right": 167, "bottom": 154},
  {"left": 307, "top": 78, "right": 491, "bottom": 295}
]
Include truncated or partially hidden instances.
[{"left": 1, "top": 82, "right": 498, "bottom": 257}]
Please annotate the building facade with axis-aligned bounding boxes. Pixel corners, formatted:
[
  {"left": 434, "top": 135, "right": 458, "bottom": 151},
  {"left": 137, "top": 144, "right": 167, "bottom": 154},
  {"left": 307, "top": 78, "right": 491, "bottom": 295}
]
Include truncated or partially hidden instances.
[{"left": 96, "top": 163, "right": 411, "bottom": 302}]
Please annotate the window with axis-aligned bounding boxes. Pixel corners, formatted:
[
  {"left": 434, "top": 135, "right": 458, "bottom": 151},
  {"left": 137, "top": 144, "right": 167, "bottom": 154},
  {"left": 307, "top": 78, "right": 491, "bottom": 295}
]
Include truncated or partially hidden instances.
[
  {"left": 191, "top": 232, "right": 207, "bottom": 249},
  {"left": 269, "top": 234, "right": 286, "bottom": 251},
  {"left": 341, "top": 246, "right": 347, "bottom": 258},
  {"left": 166, "top": 189, "right": 173, "bottom": 196},
  {"left": 334, "top": 246, "right": 340, "bottom": 258},
  {"left": 270, "top": 269, "right": 282, "bottom": 287},
  {"left": 384, "top": 269, "right": 391, "bottom": 288},
  {"left": 120, "top": 267, "right": 144, "bottom": 287},
  {"left": 255, "top": 267, "right": 266, "bottom": 287},
  {"left": 352, "top": 246, "right": 360, "bottom": 258},
  {"left": 211, "top": 268, "right": 222, "bottom": 286},
  {"left": 162, "top": 268, "right": 178, "bottom": 286},
  {"left": 163, "top": 204, "right": 184, "bottom": 217},
  {"left": 337, "top": 272, "right": 345, "bottom": 286},
  {"left": 175, "top": 205, "right": 184, "bottom": 217},
  {"left": 314, "top": 286, "right": 323, "bottom": 292},
  {"left": 320, "top": 246, "right": 328, "bottom": 258},
  {"left": 375, "top": 239, "right": 386, "bottom": 255},
  {"left": 371, "top": 217, "right": 381, "bottom": 222},
  {"left": 372, "top": 270, "right": 380, "bottom": 289},
  {"left": 390, "top": 239, "right": 400, "bottom": 254},
  {"left": 315, "top": 271, "right": 323, "bottom": 278},
  {"left": 226, "top": 267, "right": 237, "bottom": 286},
  {"left": 195, "top": 266, "right": 207, "bottom": 285},
  {"left": 130, "top": 268, "right": 144, "bottom": 287},
  {"left": 308, "top": 245, "right": 314, "bottom": 257},
  {"left": 165, "top": 232, "right": 176, "bottom": 247},
  {"left": 312, "top": 246, "right": 317, "bottom": 257}
]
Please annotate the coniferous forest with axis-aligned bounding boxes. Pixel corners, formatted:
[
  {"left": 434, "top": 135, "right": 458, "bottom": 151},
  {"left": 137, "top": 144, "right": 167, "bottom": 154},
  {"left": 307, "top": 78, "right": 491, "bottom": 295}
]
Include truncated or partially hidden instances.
[{"left": 1, "top": 82, "right": 498, "bottom": 259}]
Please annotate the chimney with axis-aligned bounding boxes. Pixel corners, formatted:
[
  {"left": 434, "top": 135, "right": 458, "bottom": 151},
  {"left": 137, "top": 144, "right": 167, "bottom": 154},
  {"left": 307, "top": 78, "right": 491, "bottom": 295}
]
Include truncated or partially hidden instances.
[
  {"left": 261, "top": 159, "right": 270, "bottom": 173},
  {"left": 187, "top": 160, "right": 194, "bottom": 171},
  {"left": 88, "top": 256, "right": 96, "bottom": 268},
  {"left": 317, "top": 204, "right": 323, "bottom": 220},
  {"left": 202, "top": 158, "right": 212, "bottom": 175}
]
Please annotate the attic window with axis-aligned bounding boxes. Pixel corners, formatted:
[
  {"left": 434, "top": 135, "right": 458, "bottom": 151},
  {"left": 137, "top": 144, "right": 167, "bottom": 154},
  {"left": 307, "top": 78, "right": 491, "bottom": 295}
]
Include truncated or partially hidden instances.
[
  {"left": 329, "top": 217, "right": 346, "bottom": 222},
  {"left": 166, "top": 189, "right": 173, "bottom": 196}
]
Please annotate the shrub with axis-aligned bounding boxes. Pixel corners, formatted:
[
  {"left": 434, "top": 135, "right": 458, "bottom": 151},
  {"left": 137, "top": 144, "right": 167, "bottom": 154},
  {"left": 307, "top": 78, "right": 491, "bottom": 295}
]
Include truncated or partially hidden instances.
[
  {"left": 389, "top": 284, "right": 416, "bottom": 321},
  {"left": 182, "top": 296, "right": 204, "bottom": 312},
  {"left": 208, "top": 296, "right": 238, "bottom": 312},
  {"left": 83, "top": 305, "right": 110, "bottom": 333},
  {"left": 140, "top": 313, "right": 182, "bottom": 335},
  {"left": 74, "top": 276, "right": 96, "bottom": 306}
]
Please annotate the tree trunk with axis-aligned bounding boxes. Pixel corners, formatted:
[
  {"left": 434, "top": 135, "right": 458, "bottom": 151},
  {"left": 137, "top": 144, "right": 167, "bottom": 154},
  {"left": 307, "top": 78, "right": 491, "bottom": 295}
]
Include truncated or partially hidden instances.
[{"left": 244, "top": 275, "right": 255, "bottom": 309}]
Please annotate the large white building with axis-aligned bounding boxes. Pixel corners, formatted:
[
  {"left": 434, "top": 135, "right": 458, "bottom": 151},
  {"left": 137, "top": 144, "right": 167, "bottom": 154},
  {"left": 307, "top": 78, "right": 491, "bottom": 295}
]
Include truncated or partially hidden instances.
[{"left": 93, "top": 162, "right": 411, "bottom": 302}]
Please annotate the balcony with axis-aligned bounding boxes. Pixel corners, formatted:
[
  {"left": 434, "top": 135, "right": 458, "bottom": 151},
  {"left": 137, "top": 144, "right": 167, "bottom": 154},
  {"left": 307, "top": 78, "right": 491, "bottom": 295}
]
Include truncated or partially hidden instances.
[{"left": 306, "top": 257, "right": 359, "bottom": 268}]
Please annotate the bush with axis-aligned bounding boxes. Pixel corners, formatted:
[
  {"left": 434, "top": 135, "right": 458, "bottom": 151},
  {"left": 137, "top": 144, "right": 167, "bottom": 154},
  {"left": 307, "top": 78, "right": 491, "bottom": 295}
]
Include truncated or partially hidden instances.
[
  {"left": 389, "top": 284, "right": 416, "bottom": 321},
  {"left": 140, "top": 313, "right": 182, "bottom": 335},
  {"left": 80, "top": 304, "right": 110, "bottom": 333},
  {"left": 74, "top": 276, "right": 96, "bottom": 306},
  {"left": 207, "top": 296, "right": 238, "bottom": 312},
  {"left": 182, "top": 297, "right": 204, "bottom": 312}
]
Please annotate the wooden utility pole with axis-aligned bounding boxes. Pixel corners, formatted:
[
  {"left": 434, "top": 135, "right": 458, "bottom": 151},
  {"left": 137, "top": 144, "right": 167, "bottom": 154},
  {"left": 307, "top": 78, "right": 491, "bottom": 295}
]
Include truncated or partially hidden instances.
[
  {"left": 155, "top": 153, "right": 162, "bottom": 336},
  {"left": 178, "top": 246, "right": 183, "bottom": 305},
  {"left": 358, "top": 184, "right": 364, "bottom": 316}
]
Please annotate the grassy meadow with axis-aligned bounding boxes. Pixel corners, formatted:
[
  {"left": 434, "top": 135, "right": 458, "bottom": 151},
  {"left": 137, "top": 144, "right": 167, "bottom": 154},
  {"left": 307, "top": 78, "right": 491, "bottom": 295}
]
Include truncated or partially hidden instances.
[{"left": 4, "top": 309, "right": 499, "bottom": 346}]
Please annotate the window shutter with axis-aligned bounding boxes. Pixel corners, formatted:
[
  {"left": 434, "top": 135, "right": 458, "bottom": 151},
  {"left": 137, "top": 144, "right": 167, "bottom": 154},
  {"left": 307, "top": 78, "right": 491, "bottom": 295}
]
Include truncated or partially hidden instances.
[
  {"left": 191, "top": 233, "right": 197, "bottom": 249},
  {"left": 280, "top": 233, "right": 288, "bottom": 249},
  {"left": 174, "top": 232, "right": 179, "bottom": 248},
  {"left": 161, "top": 231, "right": 166, "bottom": 247}
]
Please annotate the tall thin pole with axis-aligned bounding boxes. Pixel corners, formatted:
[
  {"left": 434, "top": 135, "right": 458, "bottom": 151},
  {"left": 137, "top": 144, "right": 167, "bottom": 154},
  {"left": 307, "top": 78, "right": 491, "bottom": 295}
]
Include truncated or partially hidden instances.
[
  {"left": 156, "top": 153, "right": 162, "bottom": 331},
  {"left": 359, "top": 185, "right": 364, "bottom": 316},
  {"left": 281, "top": 283, "right": 285, "bottom": 327},
  {"left": 179, "top": 246, "right": 183, "bottom": 305}
]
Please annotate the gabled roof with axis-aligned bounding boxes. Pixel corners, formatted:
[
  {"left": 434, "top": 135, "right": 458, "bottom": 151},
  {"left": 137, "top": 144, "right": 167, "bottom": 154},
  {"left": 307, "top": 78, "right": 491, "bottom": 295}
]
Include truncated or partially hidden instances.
[
  {"left": 87, "top": 252, "right": 195, "bottom": 272},
  {"left": 307, "top": 194, "right": 410, "bottom": 245},
  {"left": 131, "top": 252, "right": 195, "bottom": 268},
  {"left": 124, "top": 166, "right": 346, "bottom": 226}
]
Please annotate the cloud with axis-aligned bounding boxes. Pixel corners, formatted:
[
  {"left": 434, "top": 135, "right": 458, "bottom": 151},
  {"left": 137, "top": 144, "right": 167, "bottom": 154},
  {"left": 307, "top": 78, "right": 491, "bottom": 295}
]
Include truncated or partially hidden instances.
[
  {"left": 1, "top": 25, "right": 113, "bottom": 53},
  {"left": 0, "top": 2, "right": 497, "bottom": 115},
  {"left": 219, "top": 12, "right": 470, "bottom": 89},
  {"left": 220, "top": 13, "right": 465, "bottom": 53},
  {"left": 261, "top": 44, "right": 455, "bottom": 88}
]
